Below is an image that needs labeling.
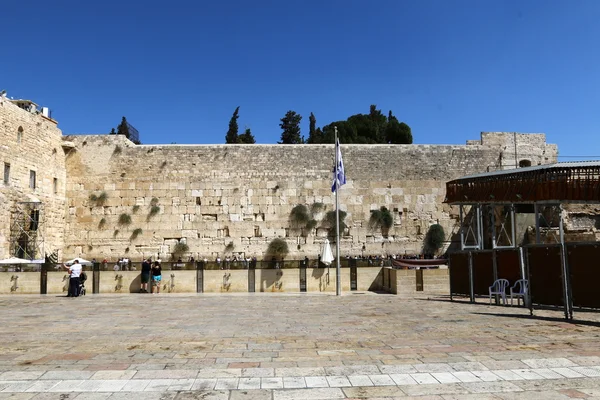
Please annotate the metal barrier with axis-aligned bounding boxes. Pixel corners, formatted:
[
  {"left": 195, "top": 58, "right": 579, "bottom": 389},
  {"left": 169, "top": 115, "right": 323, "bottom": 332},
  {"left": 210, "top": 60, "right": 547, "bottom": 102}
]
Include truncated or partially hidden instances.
[{"left": 450, "top": 243, "right": 600, "bottom": 320}]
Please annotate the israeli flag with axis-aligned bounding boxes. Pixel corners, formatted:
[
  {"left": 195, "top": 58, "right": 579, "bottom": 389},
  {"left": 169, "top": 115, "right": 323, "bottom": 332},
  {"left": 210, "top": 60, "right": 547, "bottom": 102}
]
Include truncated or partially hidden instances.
[{"left": 331, "top": 139, "right": 346, "bottom": 193}]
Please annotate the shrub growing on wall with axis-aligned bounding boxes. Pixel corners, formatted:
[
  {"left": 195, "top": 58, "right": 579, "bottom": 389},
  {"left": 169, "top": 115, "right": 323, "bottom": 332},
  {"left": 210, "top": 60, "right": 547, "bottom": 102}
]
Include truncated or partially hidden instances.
[
  {"left": 89, "top": 191, "right": 108, "bottom": 207},
  {"left": 369, "top": 206, "right": 394, "bottom": 237},
  {"left": 424, "top": 224, "right": 445, "bottom": 255},
  {"left": 172, "top": 242, "right": 189, "bottom": 259},
  {"left": 266, "top": 238, "right": 289, "bottom": 259},
  {"left": 147, "top": 205, "right": 160, "bottom": 221},
  {"left": 130, "top": 228, "right": 142, "bottom": 241},
  {"left": 323, "top": 210, "right": 347, "bottom": 237},
  {"left": 118, "top": 213, "right": 132, "bottom": 226}
]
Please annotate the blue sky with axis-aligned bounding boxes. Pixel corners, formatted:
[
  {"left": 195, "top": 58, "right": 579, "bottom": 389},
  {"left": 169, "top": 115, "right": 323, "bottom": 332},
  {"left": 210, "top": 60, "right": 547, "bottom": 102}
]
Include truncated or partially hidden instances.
[{"left": 2, "top": 0, "right": 599, "bottom": 159}]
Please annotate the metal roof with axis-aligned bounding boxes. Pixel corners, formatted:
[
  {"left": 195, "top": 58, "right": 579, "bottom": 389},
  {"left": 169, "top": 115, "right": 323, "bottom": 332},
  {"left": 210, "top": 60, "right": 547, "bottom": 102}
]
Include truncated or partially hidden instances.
[
  {"left": 445, "top": 160, "right": 600, "bottom": 204},
  {"left": 456, "top": 161, "right": 600, "bottom": 181}
]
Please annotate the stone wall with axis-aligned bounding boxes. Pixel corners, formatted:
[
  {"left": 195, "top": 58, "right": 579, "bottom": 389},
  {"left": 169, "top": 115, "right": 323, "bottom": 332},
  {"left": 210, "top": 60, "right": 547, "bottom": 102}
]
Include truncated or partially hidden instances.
[
  {"left": 0, "top": 98, "right": 67, "bottom": 260},
  {"left": 60, "top": 133, "right": 557, "bottom": 261}
]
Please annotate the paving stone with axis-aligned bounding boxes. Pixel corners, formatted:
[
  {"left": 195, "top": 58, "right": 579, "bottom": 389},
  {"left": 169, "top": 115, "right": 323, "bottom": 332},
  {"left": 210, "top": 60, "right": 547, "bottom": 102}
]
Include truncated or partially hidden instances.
[
  {"left": 260, "top": 377, "right": 283, "bottom": 389},
  {"left": 570, "top": 367, "right": 600, "bottom": 377},
  {"left": 530, "top": 368, "right": 565, "bottom": 380},
  {"left": 0, "top": 381, "right": 35, "bottom": 392},
  {"left": 273, "top": 388, "right": 345, "bottom": 400},
  {"left": 414, "top": 364, "right": 454, "bottom": 373},
  {"left": 431, "top": 373, "right": 461, "bottom": 384},
  {"left": 190, "top": 378, "right": 217, "bottom": 390},
  {"left": 493, "top": 370, "right": 525, "bottom": 381},
  {"left": 410, "top": 373, "right": 439, "bottom": 385},
  {"left": 325, "top": 376, "right": 351, "bottom": 388},
  {"left": 451, "top": 371, "right": 481, "bottom": 383},
  {"left": 214, "top": 378, "right": 239, "bottom": 390},
  {"left": 304, "top": 376, "right": 329, "bottom": 388},
  {"left": 389, "top": 373, "right": 418, "bottom": 385},
  {"left": 241, "top": 368, "right": 274, "bottom": 378},
  {"left": 283, "top": 377, "right": 306, "bottom": 388},
  {"left": 173, "top": 392, "right": 227, "bottom": 400},
  {"left": 90, "top": 370, "right": 136, "bottom": 380},
  {"left": 460, "top": 380, "right": 523, "bottom": 393},
  {"left": 367, "top": 374, "right": 395, "bottom": 386},
  {"left": 348, "top": 375, "right": 373, "bottom": 387},
  {"left": 47, "top": 380, "right": 85, "bottom": 392},
  {"left": 120, "top": 379, "right": 151, "bottom": 391},
  {"left": 0, "top": 372, "right": 44, "bottom": 381},
  {"left": 551, "top": 368, "right": 586, "bottom": 378},
  {"left": 229, "top": 389, "right": 272, "bottom": 400},
  {"left": 167, "top": 379, "right": 195, "bottom": 391},
  {"left": 238, "top": 378, "right": 261, "bottom": 390},
  {"left": 521, "top": 358, "right": 576, "bottom": 369},
  {"left": 143, "top": 379, "right": 173, "bottom": 391}
]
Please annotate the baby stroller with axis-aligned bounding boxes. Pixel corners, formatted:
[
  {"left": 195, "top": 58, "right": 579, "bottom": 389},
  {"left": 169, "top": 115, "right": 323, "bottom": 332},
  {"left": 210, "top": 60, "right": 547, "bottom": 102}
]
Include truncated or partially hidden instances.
[{"left": 79, "top": 271, "right": 88, "bottom": 296}]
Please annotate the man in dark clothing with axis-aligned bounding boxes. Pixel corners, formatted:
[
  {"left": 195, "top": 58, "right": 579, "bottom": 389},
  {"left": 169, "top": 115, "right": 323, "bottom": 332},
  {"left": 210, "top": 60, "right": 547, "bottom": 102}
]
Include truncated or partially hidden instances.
[{"left": 140, "top": 258, "right": 151, "bottom": 293}]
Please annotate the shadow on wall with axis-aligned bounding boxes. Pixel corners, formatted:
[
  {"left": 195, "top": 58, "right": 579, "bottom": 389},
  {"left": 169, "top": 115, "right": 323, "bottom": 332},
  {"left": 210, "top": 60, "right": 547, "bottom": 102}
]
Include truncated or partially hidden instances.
[
  {"left": 128, "top": 274, "right": 142, "bottom": 293},
  {"left": 260, "top": 270, "right": 283, "bottom": 292},
  {"left": 369, "top": 269, "right": 384, "bottom": 291}
]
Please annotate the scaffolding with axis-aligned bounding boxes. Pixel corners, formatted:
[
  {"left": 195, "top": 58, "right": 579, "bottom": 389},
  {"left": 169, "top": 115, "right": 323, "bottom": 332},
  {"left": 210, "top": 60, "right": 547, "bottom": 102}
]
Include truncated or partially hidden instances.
[{"left": 9, "top": 202, "right": 44, "bottom": 260}]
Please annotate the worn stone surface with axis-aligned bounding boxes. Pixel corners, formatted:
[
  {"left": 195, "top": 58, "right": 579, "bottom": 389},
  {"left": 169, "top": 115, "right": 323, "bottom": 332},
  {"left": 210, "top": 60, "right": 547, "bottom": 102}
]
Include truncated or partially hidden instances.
[
  {"left": 0, "top": 96, "right": 560, "bottom": 262},
  {"left": 0, "top": 292, "right": 597, "bottom": 398}
]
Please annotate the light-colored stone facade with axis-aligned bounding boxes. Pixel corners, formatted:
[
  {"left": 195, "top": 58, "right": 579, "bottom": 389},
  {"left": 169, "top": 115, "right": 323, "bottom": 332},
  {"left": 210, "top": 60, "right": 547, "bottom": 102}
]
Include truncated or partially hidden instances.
[
  {"left": 0, "top": 97, "right": 67, "bottom": 260},
  {"left": 0, "top": 94, "right": 558, "bottom": 262}
]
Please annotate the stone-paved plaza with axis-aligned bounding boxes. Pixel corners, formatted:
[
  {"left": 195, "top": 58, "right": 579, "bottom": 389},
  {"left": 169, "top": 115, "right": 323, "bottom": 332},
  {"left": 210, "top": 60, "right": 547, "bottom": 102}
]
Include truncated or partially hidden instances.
[{"left": 0, "top": 292, "right": 599, "bottom": 399}]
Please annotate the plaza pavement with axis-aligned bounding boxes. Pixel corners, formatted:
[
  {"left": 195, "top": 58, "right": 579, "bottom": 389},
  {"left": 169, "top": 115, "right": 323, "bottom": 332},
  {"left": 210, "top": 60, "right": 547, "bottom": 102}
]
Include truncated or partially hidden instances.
[{"left": 0, "top": 292, "right": 599, "bottom": 399}]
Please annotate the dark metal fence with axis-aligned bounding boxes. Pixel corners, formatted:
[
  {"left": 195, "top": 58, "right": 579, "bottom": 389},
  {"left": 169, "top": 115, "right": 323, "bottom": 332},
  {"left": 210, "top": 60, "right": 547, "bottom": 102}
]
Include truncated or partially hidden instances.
[{"left": 449, "top": 243, "right": 600, "bottom": 320}]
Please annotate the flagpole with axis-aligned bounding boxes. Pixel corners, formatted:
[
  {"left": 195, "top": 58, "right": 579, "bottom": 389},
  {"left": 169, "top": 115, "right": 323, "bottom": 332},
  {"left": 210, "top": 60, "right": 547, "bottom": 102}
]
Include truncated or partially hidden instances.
[{"left": 334, "top": 127, "right": 341, "bottom": 296}]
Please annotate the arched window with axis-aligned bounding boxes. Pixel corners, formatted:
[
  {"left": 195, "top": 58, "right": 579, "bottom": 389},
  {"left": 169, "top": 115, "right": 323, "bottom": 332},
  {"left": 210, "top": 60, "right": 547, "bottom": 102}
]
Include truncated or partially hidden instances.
[
  {"left": 519, "top": 159, "right": 532, "bottom": 168},
  {"left": 17, "top": 126, "right": 23, "bottom": 144}
]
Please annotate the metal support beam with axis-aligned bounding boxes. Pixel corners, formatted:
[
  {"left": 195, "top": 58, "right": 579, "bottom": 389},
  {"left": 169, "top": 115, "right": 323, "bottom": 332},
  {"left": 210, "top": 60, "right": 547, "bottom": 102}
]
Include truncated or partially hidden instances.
[
  {"left": 511, "top": 204, "right": 517, "bottom": 248},
  {"left": 459, "top": 205, "right": 465, "bottom": 250},
  {"left": 534, "top": 203, "right": 541, "bottom": 244},
  {"left": 468, "top": 251, "right": 475, "bottom": 303},
  {"left": 476, "top": 205, "right": 484, "bottom": 250},
  {"left": 491, "top": 205, "right": 497, "bottom": 249}
]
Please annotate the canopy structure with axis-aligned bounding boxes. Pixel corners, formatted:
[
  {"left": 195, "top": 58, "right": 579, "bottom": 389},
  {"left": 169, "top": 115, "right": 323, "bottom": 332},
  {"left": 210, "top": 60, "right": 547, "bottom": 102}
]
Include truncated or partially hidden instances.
[
  {"left": 0, "top": 257, "right": 34, "bottom": 264},
  {"left": 445, "top": 161, "right": 600, "bottom": 205},
  {"left": 445, "top": 161, "right": 600, "bottom": 320}
]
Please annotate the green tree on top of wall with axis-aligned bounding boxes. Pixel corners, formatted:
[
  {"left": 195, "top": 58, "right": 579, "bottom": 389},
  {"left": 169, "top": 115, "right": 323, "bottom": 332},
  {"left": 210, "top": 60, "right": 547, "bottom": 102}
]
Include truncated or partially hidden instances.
[
  {"left": 225, "top": 106, "right": 240, "bottom": 144},
  {"left": 279, "top": 110, "right": 303, "bottom": 144},
  {"left": 225, "top": 107, "right": 256, "bottom": 144},
  {"left": 238, "top": 127, "right": 256, "bottom": 144},
  {"left": 306, "top": 105, "right": 413, "bottom": 144}
]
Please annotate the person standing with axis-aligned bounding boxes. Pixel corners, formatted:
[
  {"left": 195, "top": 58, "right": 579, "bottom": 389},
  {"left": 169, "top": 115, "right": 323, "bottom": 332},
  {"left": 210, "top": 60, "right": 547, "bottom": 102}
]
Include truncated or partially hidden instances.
[
  {"left": 140, "top": 258, "right": 151, "bottom": 293},
  {"left": 63, "top": 259, "right": 82, "bottom": 297},
  {"left": 151, "top": 261, "right": 162, "bottom": 294}
]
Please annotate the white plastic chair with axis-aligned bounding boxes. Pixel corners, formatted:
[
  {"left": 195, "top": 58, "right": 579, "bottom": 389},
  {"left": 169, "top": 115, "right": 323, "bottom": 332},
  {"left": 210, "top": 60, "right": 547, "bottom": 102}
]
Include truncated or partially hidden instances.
[
  {"left": 510, "top": 279, "right": 529, "bottom": 306},
  {"left": 489, "top": 279, "right": 509, "bottom": 305}
]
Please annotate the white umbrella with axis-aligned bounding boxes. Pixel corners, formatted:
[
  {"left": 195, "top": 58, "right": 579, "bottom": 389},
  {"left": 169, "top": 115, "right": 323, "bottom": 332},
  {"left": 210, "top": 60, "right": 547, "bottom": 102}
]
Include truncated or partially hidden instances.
[
  {"left": 64, "top": 258, "right": 93, "bottom": 266},
  {"left": 0, "top": 257, "right": 34, "bottom": 264},
  {"left": 320, "top": 239, "right": 334, "bottom": 266}
]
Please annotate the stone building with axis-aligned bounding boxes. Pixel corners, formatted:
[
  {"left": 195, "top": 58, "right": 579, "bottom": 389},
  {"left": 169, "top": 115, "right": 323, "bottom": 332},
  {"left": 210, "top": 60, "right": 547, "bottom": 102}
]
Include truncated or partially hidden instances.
[{"left": 0, "top": 93, "right": 559, "bottom": 262}]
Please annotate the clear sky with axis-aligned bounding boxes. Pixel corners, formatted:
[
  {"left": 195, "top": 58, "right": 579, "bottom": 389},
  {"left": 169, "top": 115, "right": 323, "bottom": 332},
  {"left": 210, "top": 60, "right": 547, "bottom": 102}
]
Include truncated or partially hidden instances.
[{"left": 2, "top": 0, "right": 599, "bottom": 159}]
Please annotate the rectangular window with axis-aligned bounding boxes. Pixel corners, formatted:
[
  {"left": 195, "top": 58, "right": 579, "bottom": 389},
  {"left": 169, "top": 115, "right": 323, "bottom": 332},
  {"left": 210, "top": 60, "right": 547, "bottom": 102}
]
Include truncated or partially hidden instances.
[
  {"left": 29, "top": 170, "right": 36, "bottom": 189},
  {"left": 3, "top": 163, "right": 9, "bottom": 184},
  {"left": 53, "top": 178, "right": 58, "bottom": 194}
]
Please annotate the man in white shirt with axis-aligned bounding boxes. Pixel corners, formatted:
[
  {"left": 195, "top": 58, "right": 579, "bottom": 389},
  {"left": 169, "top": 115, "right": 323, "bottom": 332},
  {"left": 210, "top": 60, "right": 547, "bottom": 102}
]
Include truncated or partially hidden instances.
[{"left": 63, "top": 260, "right": 82, "bottom": 297}]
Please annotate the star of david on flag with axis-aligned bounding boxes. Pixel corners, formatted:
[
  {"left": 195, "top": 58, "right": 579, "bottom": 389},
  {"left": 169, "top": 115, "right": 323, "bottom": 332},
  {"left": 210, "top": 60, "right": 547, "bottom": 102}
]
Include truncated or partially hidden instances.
[{"left": 331, "top": 139, "right": 346, "bottom": 193}]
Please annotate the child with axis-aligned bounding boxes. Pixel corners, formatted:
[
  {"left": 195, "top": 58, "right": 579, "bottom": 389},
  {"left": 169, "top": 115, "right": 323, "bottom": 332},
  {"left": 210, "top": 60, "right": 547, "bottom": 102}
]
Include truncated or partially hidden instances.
[{"left": 151, "top": 261, "right": 162, "bottom": 294}]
